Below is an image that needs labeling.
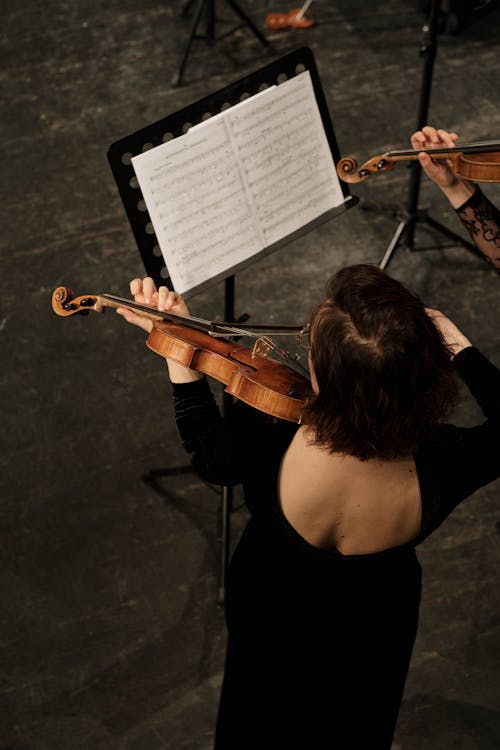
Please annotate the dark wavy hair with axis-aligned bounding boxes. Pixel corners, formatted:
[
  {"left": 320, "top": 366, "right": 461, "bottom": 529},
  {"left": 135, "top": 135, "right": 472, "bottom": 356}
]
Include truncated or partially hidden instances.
[{"left": 301, "top": 264, "right": 459, "bottom": 460}]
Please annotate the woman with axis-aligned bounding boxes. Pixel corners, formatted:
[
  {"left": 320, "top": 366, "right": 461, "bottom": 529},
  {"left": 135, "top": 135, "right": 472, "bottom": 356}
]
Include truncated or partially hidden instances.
[
  {"left": 411, "top": 125, "right": 500, "bottom": 270},
  {"left": 117, "top": 265, "right": 500, "bottom": 749}
]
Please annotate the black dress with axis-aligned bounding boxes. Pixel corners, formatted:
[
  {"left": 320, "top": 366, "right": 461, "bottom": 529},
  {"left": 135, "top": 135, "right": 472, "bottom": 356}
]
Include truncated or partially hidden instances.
[{"left": 172, "top": 346, "right": 500, "bottom": 749}]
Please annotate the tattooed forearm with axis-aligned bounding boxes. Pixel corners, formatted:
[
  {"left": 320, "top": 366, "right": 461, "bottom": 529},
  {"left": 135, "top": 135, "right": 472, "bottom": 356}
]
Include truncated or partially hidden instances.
[{"left": 456, "top": 187, "right": 500, "bottom": 271}]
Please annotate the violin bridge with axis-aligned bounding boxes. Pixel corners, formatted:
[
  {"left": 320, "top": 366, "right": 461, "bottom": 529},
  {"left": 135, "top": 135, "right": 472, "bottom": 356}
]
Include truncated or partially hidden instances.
[{"left": 251, "top": 336, "right": 274, "bottom": 359}]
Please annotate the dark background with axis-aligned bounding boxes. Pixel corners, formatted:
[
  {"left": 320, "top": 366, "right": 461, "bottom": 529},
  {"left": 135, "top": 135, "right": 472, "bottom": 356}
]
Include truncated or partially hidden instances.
[{"left": 2, "top": 1, "right": 499, "bottom": 748}]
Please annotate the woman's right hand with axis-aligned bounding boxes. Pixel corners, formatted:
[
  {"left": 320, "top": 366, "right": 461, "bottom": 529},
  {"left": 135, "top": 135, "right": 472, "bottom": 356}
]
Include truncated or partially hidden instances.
[{"left": 426, "top": 308, "right": 472, "bottom": 356}]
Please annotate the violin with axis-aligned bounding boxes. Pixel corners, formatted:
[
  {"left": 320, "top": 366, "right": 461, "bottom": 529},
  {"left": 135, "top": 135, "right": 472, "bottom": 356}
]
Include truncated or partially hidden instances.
[
  {"left": 336, "top": 140, "right": 500, "bottom": 184},
  {"left": 265, "top": 0, "right": 314, "bottom": 29},
  {"left": 51, "top": 286, "right": 311, "bottom": 424}
]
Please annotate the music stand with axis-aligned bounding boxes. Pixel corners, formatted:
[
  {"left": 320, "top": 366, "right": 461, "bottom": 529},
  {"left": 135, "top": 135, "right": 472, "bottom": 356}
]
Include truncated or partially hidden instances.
[
  {"left": 173, "top": 0, "right": 270, "bottom": 87},
  {"left": 378, "top": 0, "right": 481, "bottom": 270},
  {"left": 108, "top": 47, "right": 357, "bottom": 603}
]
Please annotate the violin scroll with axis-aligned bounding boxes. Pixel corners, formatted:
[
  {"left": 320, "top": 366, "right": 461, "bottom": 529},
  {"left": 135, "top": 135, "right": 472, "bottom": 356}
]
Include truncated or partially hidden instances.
[
  {"left": 336, "top": 155, "right": 394, "bottom": 183},
  {"left": 52, "top": 287, "right": 164, "bottom": 323},
  {"left": 52, "top": 287, "right": 99, "bottom": 316}
]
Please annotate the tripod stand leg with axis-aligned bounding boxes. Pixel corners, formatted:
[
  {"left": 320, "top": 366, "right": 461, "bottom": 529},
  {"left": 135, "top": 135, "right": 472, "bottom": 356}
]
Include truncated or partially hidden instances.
[
  {"left": 379, "top": 219, "right": 409, "bottom": 270},
  {"left": 225, "top": 0, "right": 270, "bottom": 47},
  {"left": 172, "top": 0, "right": 207, "bottom": 87}
]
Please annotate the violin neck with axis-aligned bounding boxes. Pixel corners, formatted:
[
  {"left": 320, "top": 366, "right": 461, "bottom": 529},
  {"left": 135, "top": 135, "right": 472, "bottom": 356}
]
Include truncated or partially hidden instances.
[
  {"left": 98, "top": 294, "right": 211, "bottom": 333},
  {"left": 387, "top": 139, "right": 500, "bottom": 160},
  {"left": 98, "top": 294, "right": 304, "bottom": 337}
]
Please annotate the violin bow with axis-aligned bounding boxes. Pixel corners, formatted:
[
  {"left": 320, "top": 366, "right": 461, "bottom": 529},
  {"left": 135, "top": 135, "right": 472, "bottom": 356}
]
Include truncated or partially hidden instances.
[{"left": 296, "top": 0, "right": 314, "bottom": 21}]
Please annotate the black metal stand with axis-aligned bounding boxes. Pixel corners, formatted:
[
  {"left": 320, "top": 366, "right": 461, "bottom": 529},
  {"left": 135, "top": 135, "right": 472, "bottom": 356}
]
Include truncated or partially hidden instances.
[
  {"left": 107, "top": 48, "right": 357, "bottom": 605},
  {"left": 173, "top": 0, "right": 270, "bottom": 87},
  {"left": 216, "top": 275, "right": 237, "bottom": 606},
  {"left": 379, "top": 0, "right": 479, "bottom": 270}
]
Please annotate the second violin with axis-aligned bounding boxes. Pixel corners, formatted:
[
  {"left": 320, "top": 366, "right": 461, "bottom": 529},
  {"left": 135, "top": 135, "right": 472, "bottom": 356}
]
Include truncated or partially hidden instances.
[{"left": 337, "top": 139, "right": 500, "bottom": 184}]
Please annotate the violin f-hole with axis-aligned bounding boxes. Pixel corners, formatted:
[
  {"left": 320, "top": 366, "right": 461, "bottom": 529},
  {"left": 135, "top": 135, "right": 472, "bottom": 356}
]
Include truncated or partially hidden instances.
[{"left": 227, "top": 352, "right": 258, "bottom": 373}]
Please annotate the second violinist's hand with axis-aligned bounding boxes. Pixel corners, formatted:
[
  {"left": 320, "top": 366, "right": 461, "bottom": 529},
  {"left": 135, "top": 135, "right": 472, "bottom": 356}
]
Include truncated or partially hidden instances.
[
  {"left": 116, "top": 277, "right": 203, "bottom": 383},
  {"left": 411, "top": 125, "right": 476, "bottom": 208}
]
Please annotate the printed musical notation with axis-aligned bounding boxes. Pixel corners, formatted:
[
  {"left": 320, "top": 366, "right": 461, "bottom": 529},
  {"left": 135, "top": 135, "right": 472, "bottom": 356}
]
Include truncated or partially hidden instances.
[{"left": 132, "top": 71, "right": 345, "bottom": 294}]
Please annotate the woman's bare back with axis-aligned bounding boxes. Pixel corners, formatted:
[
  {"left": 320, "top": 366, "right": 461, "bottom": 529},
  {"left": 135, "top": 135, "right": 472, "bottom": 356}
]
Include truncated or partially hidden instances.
[{"left": 278, "top": 426, "right": 422, "bottom": 555}]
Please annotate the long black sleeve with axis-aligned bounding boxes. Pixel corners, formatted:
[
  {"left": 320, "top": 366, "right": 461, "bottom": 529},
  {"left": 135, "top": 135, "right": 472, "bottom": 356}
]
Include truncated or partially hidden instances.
[
  {"left": 453, "top": 345, "right": 500, "bottom": 420},
  {"left": 417, "top": 346, "right": 500, "bottom": 540},
  {"left": 172, "top": 377, "right": 297, "bottom": 491},
  {"left": 173, "top": 377, "right": 221, "bottom": 454},
  {"left": 172, "top": 377, "right": 242, "bottom": 486}
]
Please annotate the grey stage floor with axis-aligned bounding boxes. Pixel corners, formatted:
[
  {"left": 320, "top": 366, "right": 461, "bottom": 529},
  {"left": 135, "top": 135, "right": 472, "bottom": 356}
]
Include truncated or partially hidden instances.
[{"left": 1, "top": 1, "right": 500, "bottom": 748}]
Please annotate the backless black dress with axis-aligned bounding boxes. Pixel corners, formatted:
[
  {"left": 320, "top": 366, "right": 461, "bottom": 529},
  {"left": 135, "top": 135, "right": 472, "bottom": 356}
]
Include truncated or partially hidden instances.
[{"left": 172, "top": 346, "right": 500, "bottom": 749}]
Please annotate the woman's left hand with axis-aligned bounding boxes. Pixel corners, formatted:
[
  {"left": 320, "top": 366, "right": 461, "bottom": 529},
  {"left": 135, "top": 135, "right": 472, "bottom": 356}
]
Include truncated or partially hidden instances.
[
  {"left": 116, "top": 277, "right": 202, "bottom": 382},
  {"left": 116, "top": 276, "right": 190, "bottom": 333}
]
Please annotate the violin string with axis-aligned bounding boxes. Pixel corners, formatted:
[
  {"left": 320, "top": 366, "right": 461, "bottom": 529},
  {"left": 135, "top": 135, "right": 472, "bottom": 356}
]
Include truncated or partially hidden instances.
[
  {"left": 100, "top": 293, "right": 310, "bottom": 375},
  {"left": 265, "top": 338, "right": 310, "bottom": 376},
  {"left": 211, "top": 323, "right": 303, "bottom": 336},
  {"left": 208, "top": 326, "right": 309, "bottom": 374}
]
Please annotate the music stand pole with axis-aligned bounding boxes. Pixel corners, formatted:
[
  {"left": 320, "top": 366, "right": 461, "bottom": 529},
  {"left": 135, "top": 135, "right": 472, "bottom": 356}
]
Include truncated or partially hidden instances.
[
  {"left": 216, "top": 275, "right": 236, "bottom": 605},
  {"left": 379, "top": 0, "right": 479, "bottom": 270}
]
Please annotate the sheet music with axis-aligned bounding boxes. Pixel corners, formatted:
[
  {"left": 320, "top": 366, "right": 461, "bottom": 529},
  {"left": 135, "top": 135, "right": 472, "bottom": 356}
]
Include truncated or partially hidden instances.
[{"left": 132, "top": 71, "right": 345, "bottom": 294}]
